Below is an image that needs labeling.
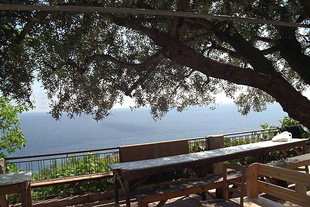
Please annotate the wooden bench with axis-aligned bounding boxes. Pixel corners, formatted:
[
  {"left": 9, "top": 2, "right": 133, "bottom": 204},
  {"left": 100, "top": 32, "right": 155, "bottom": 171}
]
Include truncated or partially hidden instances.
[
  {"left": 241, "top": 163, "right": 310, "bottom": 207},
  {"left": 134, "top": 172, "right": 242, "bottom": 207},
  {"left": 223, "top": 153, "right": 310, "bottom": 206},
  {"left": 267, "top": 152, "right": 310, "bottom": 172}
]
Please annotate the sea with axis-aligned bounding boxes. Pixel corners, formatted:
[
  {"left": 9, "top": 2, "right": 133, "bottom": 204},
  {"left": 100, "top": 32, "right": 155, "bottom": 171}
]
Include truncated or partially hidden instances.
[{"left": 12, "top": 104, "right": 287, "bottom": 157}]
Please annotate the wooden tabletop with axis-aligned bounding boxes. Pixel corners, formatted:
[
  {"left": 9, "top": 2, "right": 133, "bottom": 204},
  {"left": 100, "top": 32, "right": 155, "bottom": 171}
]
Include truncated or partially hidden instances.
[
  {"left": 109, "top": 138, "right": 307, "bottom": 172},
  {"left": 0, "top": 171, "right": 32, "bottom": 186}
]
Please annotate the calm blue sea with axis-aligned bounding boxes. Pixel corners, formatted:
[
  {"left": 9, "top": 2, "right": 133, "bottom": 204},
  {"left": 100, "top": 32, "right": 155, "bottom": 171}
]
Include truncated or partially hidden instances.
[{"left": 13, "top": 104, "right": 287, "bottom": 157}]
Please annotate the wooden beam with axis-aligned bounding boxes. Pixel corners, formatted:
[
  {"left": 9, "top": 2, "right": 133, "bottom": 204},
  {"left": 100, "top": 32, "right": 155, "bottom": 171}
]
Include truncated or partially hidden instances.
[
  {"left": 31, "top": 171, "right": 113, "bottom": 188},
  {"left": 32, "top": 190, "right": 123, "bottom": 207},
  {"left": 0, "top": 4, "right": 309, "bottom": 28}
]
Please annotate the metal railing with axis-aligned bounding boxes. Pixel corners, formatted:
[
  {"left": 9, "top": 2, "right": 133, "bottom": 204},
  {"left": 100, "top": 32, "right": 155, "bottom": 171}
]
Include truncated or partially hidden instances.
[
  {"left": 5, "top": 128, "right": 280, "bottom": 181},
  {"left": 6, "top": 147, "right": 119, "bottom": 180},
  {"left": 188, "top": 127, "right": 280, "bottom": 150}
]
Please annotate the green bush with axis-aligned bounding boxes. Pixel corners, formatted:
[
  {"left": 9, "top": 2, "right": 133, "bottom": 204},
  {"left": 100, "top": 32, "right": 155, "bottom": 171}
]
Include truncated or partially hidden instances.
[
  {"left": 0, "top": 97, "right": 32, "bottom": 158},
  {"left": 189, "top": 140, "right": 205, "bottom": 153},
  {"left": 261, "top": 116, "right": 310, "bottom": 138}
]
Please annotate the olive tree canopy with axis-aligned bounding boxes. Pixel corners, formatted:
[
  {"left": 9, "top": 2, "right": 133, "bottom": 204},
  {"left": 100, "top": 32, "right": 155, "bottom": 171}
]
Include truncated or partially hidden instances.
[{"left": 1, "top": 0, "right": 310, "bottom": 128}]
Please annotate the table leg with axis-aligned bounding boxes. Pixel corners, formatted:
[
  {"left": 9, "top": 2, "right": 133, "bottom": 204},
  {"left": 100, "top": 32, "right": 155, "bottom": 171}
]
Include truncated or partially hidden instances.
[
  {"left": 302, "top": 145, "right": 306, "bottom": 154},
  {"left": 191, "top": 165, "right": 215, "bottom": 199},
  {"left": 192, "top": 166, "right": 212, "bottom": 177},
  {"left": 113, "top": 172, "right": 120, "bottom": 206},
  {"left": 20, "top": 181, "right": 32, "bottom": 207},
  {"left": 0, "top": 194, "right": 9, "bottom": 207},
  {"left": 114, "top": 171, "right": 131, "bottom": 207},
  {"left": 124, "top": 180, "right": 131, "bottom": 207},
  {"left": 253, "top": 153, "right": 268, "bottom": 163}
]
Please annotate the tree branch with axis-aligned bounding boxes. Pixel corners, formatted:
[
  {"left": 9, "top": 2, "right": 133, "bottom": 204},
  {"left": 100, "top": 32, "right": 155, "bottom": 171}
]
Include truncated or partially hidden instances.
[
  {"left": 125, "top": 65, "right": 157, "bottom": 96},
  {"left": 85, "top": 51, "right": 164, "bottom": 71},
  {"left": 102, "top": 13, "right": 162, "bottom": 41},
  {"left": 205, "top": 20, "right": 277, "bottom": 74},
  {"left": 277, "top": 7, "right": 310, "bottom": 85},
  {"left": 252, "top": 36, "right": 274, "bottom": 43},
  {"left": 169, "top": 18, "right": 184, "bottom": 37},
  {"left": 207, "top": 42, "right": 243, "bottom": 59},
  {"left": 260, "top": 44, "right": 281, "bottom": 55},
  {"left": 167, "top": 0, "right": 190, "bottom": 37},
  {"left": 278, "top": 28, "right": 310, "bottom": 85},
  {"left": 300, "top": 0, "right": 310, "bottom": 19},
  {"left": 184, "top": 32, "right": 212, "bottom": 43},
  {"left": 16, "top": 11, "right": 48, "bottom": 44}
]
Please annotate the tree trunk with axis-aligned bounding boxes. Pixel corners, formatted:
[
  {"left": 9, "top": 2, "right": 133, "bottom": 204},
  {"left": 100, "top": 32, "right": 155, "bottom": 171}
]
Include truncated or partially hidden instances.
[{"left": 260, "top": 75, "right": 310, "bottom": 130}]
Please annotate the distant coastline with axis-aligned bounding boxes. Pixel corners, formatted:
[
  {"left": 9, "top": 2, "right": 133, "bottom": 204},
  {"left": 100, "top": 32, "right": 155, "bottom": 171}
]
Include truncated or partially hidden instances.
[{"left": 14, "top": 104, "right": 287, "bottom": 157}]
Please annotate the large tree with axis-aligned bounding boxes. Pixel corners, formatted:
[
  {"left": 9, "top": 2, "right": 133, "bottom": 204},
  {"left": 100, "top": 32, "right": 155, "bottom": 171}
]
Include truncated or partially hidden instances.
[{"left": 1, "top": 0, "right": 310, "bottom": 128}]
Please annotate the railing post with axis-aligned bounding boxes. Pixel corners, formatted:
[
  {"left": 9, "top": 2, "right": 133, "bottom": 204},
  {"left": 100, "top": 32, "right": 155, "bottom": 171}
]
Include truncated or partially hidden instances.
[
  {"left": 207, "top": 135, "right": 225, "bottom": 174},
  {"left": 207, "top": 135, "right": 225, "bottom": 198}
]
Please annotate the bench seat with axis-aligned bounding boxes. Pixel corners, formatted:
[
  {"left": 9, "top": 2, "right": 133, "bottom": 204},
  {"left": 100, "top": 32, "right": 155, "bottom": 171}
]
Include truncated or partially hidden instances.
[{"left": 134, "top": 172, "right": 242, "bottom": 207}]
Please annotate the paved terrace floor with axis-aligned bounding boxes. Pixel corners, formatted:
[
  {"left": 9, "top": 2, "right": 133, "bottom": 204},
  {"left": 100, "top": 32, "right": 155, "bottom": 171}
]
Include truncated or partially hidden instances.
[
  {"left": 66, "top": 183, "right": 310, "bottom": 207},
  {"left": 32, "top": 177, "right": 310, "bottom": 207},
  {"left": 70, "top": 194, "right": 240, "bottom": 207},
  {"left": 69, "top": 194, "right": 308, "bottom": 207}
]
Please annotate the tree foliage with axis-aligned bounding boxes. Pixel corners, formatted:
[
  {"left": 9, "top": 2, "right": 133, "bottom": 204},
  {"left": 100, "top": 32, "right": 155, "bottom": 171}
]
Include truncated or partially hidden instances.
[
  {"left": 0, "top": 0, "right": 309, "bottom": 128},
  {"left": 0, "top": 97, "right": 31, "bottom": 157},
  {"left": 261, "top": 116, "right": 310, "bottom": 137}
]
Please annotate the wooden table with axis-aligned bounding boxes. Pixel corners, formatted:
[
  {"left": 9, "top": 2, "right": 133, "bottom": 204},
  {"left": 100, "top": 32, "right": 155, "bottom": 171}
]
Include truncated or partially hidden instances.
[
  {"left": 0, "top": 171, "right": 32, "bottom": 207},
  {"left": 109, "top": 138, "right": 307, "bottom": 207}
]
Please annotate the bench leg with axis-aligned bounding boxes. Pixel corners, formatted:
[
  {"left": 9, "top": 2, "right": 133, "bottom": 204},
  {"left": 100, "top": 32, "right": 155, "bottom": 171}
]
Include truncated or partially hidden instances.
[
  {"left": 0, "top": 195, "right": 9, "bottom": 207},
  {"left": 215, "top": 188, "right": 224, "bottom": 199},
  {"left": 156, "top": 200, "right": 167, "bottom": 207},
  {"left": 197, "top": 192, "right": 207, "bottom": 200}
]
